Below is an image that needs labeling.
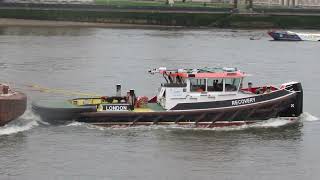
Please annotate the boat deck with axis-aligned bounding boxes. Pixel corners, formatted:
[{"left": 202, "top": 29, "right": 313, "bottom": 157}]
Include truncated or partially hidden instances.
[
  {"left": 35, "top": 100, "right": 79, "bottom": 108},
  {"left": 148, "top": 103, "right": 166, "bottom": 111},
  {"left": 133, "top": 103, "right": 166, "bottom": 112},
  {"left": 33, "top": 100, "right": 166, "bottom": 112}
]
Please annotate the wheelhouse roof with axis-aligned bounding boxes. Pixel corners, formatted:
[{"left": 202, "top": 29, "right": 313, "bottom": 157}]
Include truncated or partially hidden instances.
[{"left": 149, "top": 67, "right": 247, "bottom": 78}]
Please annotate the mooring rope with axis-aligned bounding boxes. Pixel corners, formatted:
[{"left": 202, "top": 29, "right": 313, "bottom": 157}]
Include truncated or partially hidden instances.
[{"left": 27, "top": 84, "right": 102, "bottom": 97}]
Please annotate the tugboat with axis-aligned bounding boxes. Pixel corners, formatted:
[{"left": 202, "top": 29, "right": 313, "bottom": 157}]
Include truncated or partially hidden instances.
[
  {"left": 0, "top": 84, "right": 27, "bottom": 126},
  {"left": 268, "top": 30, "right": 320, "bottom": 41},
  {"left": 32, "top": 67, "right": 303, "bottom": 128}
]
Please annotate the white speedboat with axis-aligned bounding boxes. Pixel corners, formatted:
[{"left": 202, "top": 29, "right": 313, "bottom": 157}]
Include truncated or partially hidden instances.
[{"left": 268, "top": 30, "right": 320, "bottom": 41}]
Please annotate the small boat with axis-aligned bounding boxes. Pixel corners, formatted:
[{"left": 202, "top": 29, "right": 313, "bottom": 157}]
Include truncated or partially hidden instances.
[
  {"left": 268, "top": 30, "right": 320, "bottom": 41},
  {"left": 32, "top": 67, "right": 303, "bottom": 128},
  {"left": 0, "top": 84, "right": 27, "bottom": 126}
]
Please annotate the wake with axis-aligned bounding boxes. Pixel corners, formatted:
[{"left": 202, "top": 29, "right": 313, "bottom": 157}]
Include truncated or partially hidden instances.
[
  {"left": 0, "top": 110, "right": 39, "bottom": 136},
  {"left": 64, "top": 112, "right": 320, "bottom": 132},
  {"left": 65, "top": 117, "right": 301, "bottom": 132},
  {"left": 299, "top": 112, "right": 319, "bottom": 122}
]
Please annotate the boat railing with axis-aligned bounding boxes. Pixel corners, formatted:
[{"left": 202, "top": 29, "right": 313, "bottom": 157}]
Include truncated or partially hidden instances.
[{"left": 161, "top": 83, "right": 187, "bottom": 87}]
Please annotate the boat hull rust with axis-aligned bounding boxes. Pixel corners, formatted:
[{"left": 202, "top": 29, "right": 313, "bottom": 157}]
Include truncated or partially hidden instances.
[{"left": 0, "top": 92, "right": 27, "bottom": 126}]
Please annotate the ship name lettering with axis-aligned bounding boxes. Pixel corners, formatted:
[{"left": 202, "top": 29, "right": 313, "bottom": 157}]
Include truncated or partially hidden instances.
[
  {"left": 232, "top": 98, "right": 256, "bottom": 106},
  {"left": 107, "top": 105, "right": 128, "bottom": 111}
]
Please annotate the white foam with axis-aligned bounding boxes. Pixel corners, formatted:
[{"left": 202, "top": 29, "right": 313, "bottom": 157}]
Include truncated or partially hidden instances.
[
  {"left": 77, "top": 118, "right": 295, "bottom": 132},
  {"left": 62, "top": 113, "right": 313, "bottom": 132},
  {"left": 24, "top": 110, "right": 50, "bottom": 125},
  {"left": 249, "top": 118, "right": 294, "bottom": 128},
  {"left": 164, "top": 119, "right": 294, "bottom": 131},
  {"left": 300, "top": 112, "right": 319, "bottom": 122},
  {"left": 83, "top": 124, "right": 169, "bottom": 131},
  {"left": 66, "top": 122, "right": 108, "bottom": 131},
  {"left": 66, "top": 121, "right": 85, "bottom": 127},
  {"left": 21, "top": 110, "right": 41, "bottom": 121},
  {"left": 86, "top": 124, "right": 109, "bottom": 131},
  {"left": 0, "top": 120, "right": 38, "bottom": 135},
  {"left": 0, "top": 110, "right": 40, "bottom": 136},
  {"left": 175, "top": 125, "right": 249, "bottom": 131},
  {"left": 36, "top": 119, "right": 50, "bottom": 125}
]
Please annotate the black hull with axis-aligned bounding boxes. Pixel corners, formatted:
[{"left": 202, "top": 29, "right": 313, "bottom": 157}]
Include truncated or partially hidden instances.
[
  {"left": 32, "top": 83, "right": 303, "bottom": 127},
  {"left": 78, "top": 91, "right": 298, "bottom": 126},
  {"left": 32, "top": 102, "right": 96, "bottom": 124}
]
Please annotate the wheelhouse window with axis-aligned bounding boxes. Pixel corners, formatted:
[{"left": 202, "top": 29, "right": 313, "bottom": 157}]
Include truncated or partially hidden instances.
[
  {"left": 224, "top": 78, "right": 241, "bottom": 91},
  {"left": 175, "top": 75, "right": 185, "bottom": 84},
  {"left": 207, "top": 79, "right": 223, "bottom": 92},
  {"left": 190, "top": 78, "right": 206, "bottom": 92},
  {"left": 162, "top": 74, "right": 186, "bottom": 87}
]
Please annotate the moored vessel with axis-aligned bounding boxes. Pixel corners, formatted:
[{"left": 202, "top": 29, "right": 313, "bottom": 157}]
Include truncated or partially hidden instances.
[
  {"left": 0, "top": 84, "right": 27, "bottom": 126},
  {"left": 32, "top": 67, "right": 303, "bottom": 128},
  {"left": 268, "top": 30, "right": 320, "bottom": 41}
]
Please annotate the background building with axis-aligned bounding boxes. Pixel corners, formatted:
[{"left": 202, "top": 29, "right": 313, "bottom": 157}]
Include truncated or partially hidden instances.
[
  {"left": 253, "top": 0, "right": 320, "bottom": 7},
  {"left": 1, "top": 0, "right": 319, "bottom": 8},
  {"left": 2, "top": 0, "right": 94, "bottom": 3}
]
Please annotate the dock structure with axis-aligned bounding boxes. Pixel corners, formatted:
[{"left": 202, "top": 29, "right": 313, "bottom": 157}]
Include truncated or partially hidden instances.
[
  {"left": 253, "top": 0, "right": 320, "bottom": 7},
  {"left": 1, "top": 0, "right": 319, "bottom": 9},
  {"left": 2, "top": 0, "right": 94, "bottom": 3}
]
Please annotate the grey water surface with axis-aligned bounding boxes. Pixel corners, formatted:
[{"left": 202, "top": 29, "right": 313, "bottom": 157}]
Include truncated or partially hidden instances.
[{"left": 0, "top": 27, "right": 319, "bottom": 180}]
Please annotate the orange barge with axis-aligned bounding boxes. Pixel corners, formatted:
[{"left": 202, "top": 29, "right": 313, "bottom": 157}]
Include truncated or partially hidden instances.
[{"left": 0, "top": 84, "right": 27, "bottom": 126}]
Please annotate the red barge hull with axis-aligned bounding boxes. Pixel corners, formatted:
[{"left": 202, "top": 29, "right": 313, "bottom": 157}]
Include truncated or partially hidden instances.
[{"left": 0, "top": 92, "right": 27, "bottom": 126}]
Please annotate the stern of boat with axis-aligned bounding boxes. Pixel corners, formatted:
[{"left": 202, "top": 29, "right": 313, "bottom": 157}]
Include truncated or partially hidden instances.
[{"left": 279, "top": 82, "right": 303, "bottom": 117}]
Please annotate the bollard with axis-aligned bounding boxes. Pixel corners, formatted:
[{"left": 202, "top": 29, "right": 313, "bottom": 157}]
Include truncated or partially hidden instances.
[
  {"left": 129, "top": 89, "right": 136, "bottom": 110},
  {"left": 116, "top": 84, "right": 121, "bottom": 97},
  {"left": 2, "top": 85, "right": 9, "bottom": 94}
]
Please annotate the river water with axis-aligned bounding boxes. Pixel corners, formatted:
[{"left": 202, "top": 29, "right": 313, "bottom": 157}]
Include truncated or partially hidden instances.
[{"left": 0, "top": 26, "right": 319, "bottom": 179}]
